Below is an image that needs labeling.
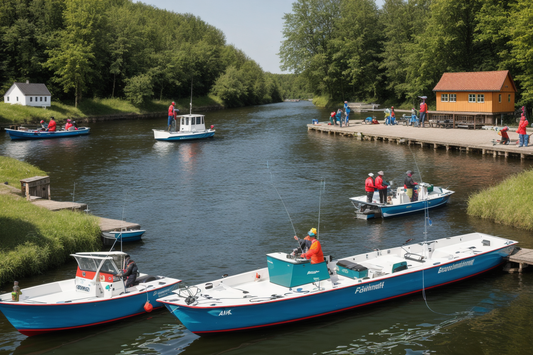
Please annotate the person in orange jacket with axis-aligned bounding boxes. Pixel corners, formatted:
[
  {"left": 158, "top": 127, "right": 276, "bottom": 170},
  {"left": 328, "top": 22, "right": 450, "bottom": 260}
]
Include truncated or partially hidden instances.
[
  {"left": 375, "top": 171, "right": 390, "bottom": 204},
  {"left": 300, "top": 229, "right": 324, "bottom": 264},
  {"left": 365, "top": 173, "right": 376, "bottom": 203},
  {"left": 47, "top": 117, "right": 56, "bottom": 132}
]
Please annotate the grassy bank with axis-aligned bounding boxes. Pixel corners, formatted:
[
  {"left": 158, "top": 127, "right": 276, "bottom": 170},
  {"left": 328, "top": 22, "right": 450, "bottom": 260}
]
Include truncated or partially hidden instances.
[
  {"left": 0, "top": 157, "right": 101, "bottom": 287},
  {"left": 0, "top": 95, "right": 223, "bottom": 125},
  {"left": 467, "top": 169, "right": 533, "bottom": 230}
]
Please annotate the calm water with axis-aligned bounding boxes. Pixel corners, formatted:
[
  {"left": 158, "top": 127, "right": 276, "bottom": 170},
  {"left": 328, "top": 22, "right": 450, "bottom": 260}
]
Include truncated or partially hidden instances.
[{"left": 1, "top": 101, "right": 532, "bottom": 355}]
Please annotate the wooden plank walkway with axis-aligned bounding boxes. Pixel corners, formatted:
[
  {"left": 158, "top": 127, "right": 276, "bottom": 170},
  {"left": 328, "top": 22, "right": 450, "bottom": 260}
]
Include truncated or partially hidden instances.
[
  {"left": 32, "top": 199, "right": 88, "bottom": 212},
  {"left": 505, "top": 248, "right": 533, "bottom": 273},
  {"left": 308, "top": 120, "right": 533, "bottom": 160},
  {"left": 99, "top": 217, "right": 140, "bottom": 232}
]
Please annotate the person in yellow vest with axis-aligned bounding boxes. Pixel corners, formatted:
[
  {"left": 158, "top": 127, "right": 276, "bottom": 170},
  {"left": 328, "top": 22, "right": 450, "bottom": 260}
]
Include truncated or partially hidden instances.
[{"left": 300, "top": 228, "right": 324, "bottom": 264}]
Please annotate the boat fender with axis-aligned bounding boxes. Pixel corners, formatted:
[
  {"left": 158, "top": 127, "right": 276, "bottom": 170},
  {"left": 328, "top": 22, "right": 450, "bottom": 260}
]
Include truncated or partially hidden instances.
[{"left": 144, "top": 301, "right": 153, "bottom": 313}]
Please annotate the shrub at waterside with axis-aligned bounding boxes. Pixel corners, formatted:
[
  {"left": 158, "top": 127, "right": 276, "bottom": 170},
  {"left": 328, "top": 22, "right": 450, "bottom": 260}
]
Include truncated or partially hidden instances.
[
  {"left": 467, "top": 170, "right": 533, "bottom": 230},
  {"left": 0, "top": 157, "right": 101, "bottom": 287}
]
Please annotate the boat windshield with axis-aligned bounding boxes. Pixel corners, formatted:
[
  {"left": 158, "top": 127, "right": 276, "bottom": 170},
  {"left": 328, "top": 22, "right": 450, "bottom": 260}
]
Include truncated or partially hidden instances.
[{"left": 75, "top": 256, "right": 121, "bottom": 274}]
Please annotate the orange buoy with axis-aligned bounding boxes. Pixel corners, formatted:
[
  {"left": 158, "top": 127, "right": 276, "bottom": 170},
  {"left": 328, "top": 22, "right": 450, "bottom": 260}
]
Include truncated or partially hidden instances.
[{"left": 144, "top": 301, "right": 153, "bottom": 313}]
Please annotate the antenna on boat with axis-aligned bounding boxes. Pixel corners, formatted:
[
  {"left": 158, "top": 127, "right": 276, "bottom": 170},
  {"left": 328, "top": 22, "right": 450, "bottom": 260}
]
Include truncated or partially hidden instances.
[
  {"left": 317, "top": 178, "right": 325, "bottom": 240},
  {"left": 189, "top": 75, "right": 193, "bottom": 115},
  {"left": 267, "top": 161, "right": 297, "bottom": 238}
]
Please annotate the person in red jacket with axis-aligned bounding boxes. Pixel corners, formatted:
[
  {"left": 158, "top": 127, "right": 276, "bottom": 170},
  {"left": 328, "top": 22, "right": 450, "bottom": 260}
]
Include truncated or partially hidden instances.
[
  {"left": 375, "top": 171, "right": 390, "bottom": 204},
  {"left": 47, "top": 117, "right": 56, "bottom": 132},
  {"left": 419, "top": 98, "right": 428, "bottom": 128},
  {"left": 365, "top": 173, "right": 376, "bottom": 203},
  {"left": 517, "top": 112, "right": 529, "bottom": 147},
  {"left": 64, "top": 119, "right": 73, "bottom": 131},
  {"left": 300, "top": 229, "right": 323, "bottom": 264},
  {"left": 498, "top": 126, "right": 510, "bottom": 145},
  {"left": 168, "top": 102, "right": 177, "bottom": 132}
]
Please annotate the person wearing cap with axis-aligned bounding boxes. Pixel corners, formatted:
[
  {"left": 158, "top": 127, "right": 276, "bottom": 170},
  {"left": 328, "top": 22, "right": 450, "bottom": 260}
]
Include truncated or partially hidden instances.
[
  {"left": 419, "top": 98, "right": 428, "bottom": 128},
  {"left": 517, "top": 112, "right": 529, "bottom": 147},
  {"left": 293, "top": 231, "right": 313, "bottom": 255},
  {"left": 168, "top": 101, "right": 177, "bottom": 132},
  {"left": 47, "top": 117, "right": 56, "bottom": 132},
  {"left": 64, "top": 119, "right": 73, "bottom": 131},
  {"left": 345, "top": 105, "right": 351, "bottom": 126},
  {"left": 404, "top": 171, "right": 418, "bottom": 202},
  {"left": 365, "top": 173, "right": 376, "bottom": 203},
  {"left": 117, "top": 254, "right": 138, "bottom": 288},
  {"left": 39, "top": 120, "right": 48, "bottom": 130},
  {"left": 498, "top": 126, "right": 510, "bottom": 145},
  {"left": 300, "top": 229, "right": 324, "bottom": 264},
  {"left": 375, "top": 171, "right": 390, "bottom": 204}
]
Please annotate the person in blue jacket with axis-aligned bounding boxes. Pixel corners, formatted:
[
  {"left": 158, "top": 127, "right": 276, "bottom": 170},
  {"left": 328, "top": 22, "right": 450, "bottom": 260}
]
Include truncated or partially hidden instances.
[
  {"left": 345, "top": 106, "right": 351, "bottom": 126},
  {"left": 336, "top": 109, "right": 343, "bottom": 127}
]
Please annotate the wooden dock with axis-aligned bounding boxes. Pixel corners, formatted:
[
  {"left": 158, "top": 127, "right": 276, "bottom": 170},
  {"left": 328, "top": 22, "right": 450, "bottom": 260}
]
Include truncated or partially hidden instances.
[
  {"left": 505, "top": 248, "right": 533, "bottom": 273},
  {"left": 308, "top": 121, "right": 533, "bottom": 160},
  {"left": 99, "top": 217, "right": 141, "bottom": 232},
  {"left": 32, "top": 199, "right": 88, "bottom": 212}
]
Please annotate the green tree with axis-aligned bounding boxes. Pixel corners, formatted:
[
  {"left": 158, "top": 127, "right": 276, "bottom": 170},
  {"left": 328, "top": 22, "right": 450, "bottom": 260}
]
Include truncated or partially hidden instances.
[{"left": 124, "top": 73, "right": 153, "bottom": 105}]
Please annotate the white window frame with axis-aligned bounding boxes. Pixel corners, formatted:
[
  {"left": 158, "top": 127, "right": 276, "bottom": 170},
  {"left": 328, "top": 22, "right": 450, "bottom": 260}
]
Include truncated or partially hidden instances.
[
  {"left": 468, "top": 94, "right": 476, "bottom": 103},
  {"left": 449, "top": 94, "right": 456, "bottom": 102},
  {"left": 499, "top": 94, "right": 502, "bottom": 103},
  {"left": 441, "top": 94, "right": 448, "bottom": 102},
  {"left": 477, "top": 94, "right": 485, "bottom": 103}
]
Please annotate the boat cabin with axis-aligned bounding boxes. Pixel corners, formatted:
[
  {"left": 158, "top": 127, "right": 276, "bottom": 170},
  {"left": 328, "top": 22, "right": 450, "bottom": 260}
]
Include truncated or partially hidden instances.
[
  {"left": 71, "top": 252, "right": 128, "bottom": 298},
  {"left": 178, "top": 114, "right": 207, "bottom": 133}
]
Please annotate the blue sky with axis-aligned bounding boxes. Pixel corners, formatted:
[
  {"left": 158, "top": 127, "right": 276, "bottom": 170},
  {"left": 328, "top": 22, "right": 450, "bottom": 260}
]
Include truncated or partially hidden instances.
[{"left": 136, "top": 1, "right": 385, "bottom": 74}]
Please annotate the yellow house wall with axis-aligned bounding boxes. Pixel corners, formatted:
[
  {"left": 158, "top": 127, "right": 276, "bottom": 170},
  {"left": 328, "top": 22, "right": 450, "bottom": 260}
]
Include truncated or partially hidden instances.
[{"left": 436, "top": 91, "right": 515, "bottom": 113}]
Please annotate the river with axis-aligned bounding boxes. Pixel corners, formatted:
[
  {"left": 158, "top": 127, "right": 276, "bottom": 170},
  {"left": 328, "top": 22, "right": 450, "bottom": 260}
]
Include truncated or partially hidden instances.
[{"left": 1, "top": 101, "right": 532, "bottom": 355}]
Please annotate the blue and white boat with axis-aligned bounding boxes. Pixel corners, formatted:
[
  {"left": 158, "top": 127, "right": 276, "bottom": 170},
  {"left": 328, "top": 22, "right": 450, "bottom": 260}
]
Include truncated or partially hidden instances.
[
  {"left": 0, "top": 251, "right": 180, "bottom": 336},
  {"left": 102, "top": 229, "right": 146, "bottom": 244},
  {"left": 5, "top": 127, "right": 90, "bottom": 140},
  {"left": 350, "top": 183, "right": 454, "bottom": 219},
  {"left": 152, "top": 114, "right": 215, "bottom": 141},
  {"left": 157, "top": 232, "right": 516, "bottom": 334}
]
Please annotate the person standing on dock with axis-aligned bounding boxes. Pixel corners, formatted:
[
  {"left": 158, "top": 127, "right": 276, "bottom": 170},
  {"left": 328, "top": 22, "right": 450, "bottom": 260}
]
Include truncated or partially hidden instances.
[
  {"left": 404, "top": 171, "right": 418, "bottom": 201},
  {"left": 336, "top": 109, "right": 343, "bottom": 127},
  {"left": 345, "top": 105, "right": 351, "bottom": 126},
  {"left": 517, "top": 113, "right": 529, "bottom": 147},
  {"left": 390, "top": 107, "right": 396, "bottom": 125},
  {"left": 419, "top": 98, "right": 428, "bottom": 128},
  {"left": 375, "top": 171, "right": 390, "bottom": 204},
  {"left": 365, "top": 173, "right": 376, "bottom": 203}
]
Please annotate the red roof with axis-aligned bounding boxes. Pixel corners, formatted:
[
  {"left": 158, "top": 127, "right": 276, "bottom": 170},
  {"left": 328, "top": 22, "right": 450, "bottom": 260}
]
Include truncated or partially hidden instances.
[{"left": 433, "top": 70, "right": 516, "bottom": 92}]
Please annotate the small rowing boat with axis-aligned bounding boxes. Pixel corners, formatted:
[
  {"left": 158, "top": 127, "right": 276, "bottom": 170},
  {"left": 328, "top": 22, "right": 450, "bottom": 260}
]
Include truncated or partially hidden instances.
[{"left": 5, "top": 127, "right": 90, "bottom": 140}]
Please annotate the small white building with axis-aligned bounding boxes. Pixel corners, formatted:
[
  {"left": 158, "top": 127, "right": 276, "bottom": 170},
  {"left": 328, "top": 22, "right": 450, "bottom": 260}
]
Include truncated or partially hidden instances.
[{"left": 4, "top": 81, "right": 51, "bottom": 107}]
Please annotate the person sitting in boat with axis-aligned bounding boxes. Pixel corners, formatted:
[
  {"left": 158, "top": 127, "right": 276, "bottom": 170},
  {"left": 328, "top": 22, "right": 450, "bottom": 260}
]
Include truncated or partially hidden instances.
[
  {"left": 365, "top": 173, "right": 376, "bottom": 203},
  {"left": 47, "top": 117, "right": 57, "bottom": 132},
  {"left": 300, "top": 229, "right": 324, "bottom": 264},
  {"left": 292, "top": 229, "right": 314, "bottom": 255},
  {"left": 64, "top": 119, "right": 73, "bottom": 131},
  {"left": 39, "top": 120, "right": 48, "bottom": 131},
  {"left": 404, "top": 170, "right": 418, "bottom": 202},
  {"left": 117, "top": 255, "right": 138, "bottom": 288},
  {"left": 375, "top": 171, "right": 390, "bottom": 204},
  {"left": 498, "top": 126, "right": 510, "bottom": 145}
]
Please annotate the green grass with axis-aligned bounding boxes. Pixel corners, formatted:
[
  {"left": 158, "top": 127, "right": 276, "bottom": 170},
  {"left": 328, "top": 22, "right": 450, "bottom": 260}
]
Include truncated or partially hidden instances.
[
  {"left": 467, "top": 169, "right": 533, "bottom": 230},
  {"left": 0, "top": 96, "right": 223, "bottom": 124},
  {"left": 0, "top": 157, "right": 101, "bottom": 287}
]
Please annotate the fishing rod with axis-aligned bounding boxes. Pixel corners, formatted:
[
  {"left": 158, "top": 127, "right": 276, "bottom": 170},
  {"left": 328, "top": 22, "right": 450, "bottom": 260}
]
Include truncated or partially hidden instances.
[
  {"left": 267, "top": 161, "right": 297, "bottom": 238},
  {"left": 317, "top": 178, "right": 325, "bottom": 240}
]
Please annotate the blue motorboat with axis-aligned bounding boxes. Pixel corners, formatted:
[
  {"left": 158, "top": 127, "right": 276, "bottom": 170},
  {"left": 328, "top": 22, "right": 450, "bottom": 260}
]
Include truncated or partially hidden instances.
[
  {"left": 5, "top": 127, "right": 90, "bottom": 140},
  {"left": 157, "top": 233, "right": 516, "bottom": 334},
  {"left": 102, "top": 229, "right": 146, "bottom": 244},
  {"left": 0, "top": 251, "right": 180, "bottom": 336},
  {"left": 350, "top": 183, "right": 454, "bottom": 219}
]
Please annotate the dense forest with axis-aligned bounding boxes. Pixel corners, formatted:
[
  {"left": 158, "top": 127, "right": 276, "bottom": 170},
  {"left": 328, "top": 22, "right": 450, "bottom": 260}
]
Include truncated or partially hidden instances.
[
  {"left": 280, "top": 0, "right": 533, "bottom": 108},
  {"left": 0, "top": 0, "right": 285, "bottom": 108}
]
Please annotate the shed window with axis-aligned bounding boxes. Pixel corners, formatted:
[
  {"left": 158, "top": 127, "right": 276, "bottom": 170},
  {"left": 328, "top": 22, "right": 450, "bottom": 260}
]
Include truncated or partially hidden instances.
[
  {"left": 16, "top": 96, "right": 18, "bottom": 101},
  {"left": 508, "top": 94, "right": 511, "bottom": 102},
  {"left": 30, "top": 97, "right": 33, "bottom": 102},
  {"left": 468, "top": 94, "right": 476, "bottom": 103},
  {"left": 450, "top": 94, "right": 456, "bottom": 102},
  {"left": 44, "top": 97, "right": 47, "bottom": 102},
  {"left": 477, "top": 94, "right": 484, "bottom": 103},
  {"left": 499, "top": 94, "right": 502, "bottom": 103},
  {"left": 441, "top": 94, "right": 448, "bottom": 102},
  {"left": 6, "top": 97, "right": 8, "bottom": 101},
  {"left": 40, "top": 97, "right": 42, "bottom": 102}
]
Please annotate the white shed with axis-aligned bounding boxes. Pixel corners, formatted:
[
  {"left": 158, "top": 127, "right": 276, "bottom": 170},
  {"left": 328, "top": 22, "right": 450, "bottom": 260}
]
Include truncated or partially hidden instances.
[{"left": 4, "top": 81, "right": 51, "bottom": 107}]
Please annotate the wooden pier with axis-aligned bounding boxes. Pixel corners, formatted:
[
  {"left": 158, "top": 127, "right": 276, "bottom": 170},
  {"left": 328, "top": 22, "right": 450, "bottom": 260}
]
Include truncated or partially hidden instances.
[
  {"left": 99, "top": 217, "right": 141, "bottom": 232},
  {"left": 505, "top": 248, "right": 533, "bottom": 273},
  {"left": 308, "top": 121, "right": 533, "bottom": 160}
]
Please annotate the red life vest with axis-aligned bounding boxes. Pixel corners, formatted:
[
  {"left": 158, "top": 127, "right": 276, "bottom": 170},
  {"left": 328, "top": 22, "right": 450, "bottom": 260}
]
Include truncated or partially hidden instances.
[{"left": 365, "top": 177, "right": 375, "bottom": 192}]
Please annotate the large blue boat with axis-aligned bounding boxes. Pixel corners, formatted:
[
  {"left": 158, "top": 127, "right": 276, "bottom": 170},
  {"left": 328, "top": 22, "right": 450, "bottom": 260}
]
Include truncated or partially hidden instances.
[
  {"left": 5, "top": 127, "right": 90, "bottom": 140},
  {"left": 0, "top": 251, "right": 180, "bottom": 336},
  {"left": 157, "top": 233, "right": 516, "bottom": 334},
  {"left": 350, "top": 182, "right": 454, "bottom": 219}
]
